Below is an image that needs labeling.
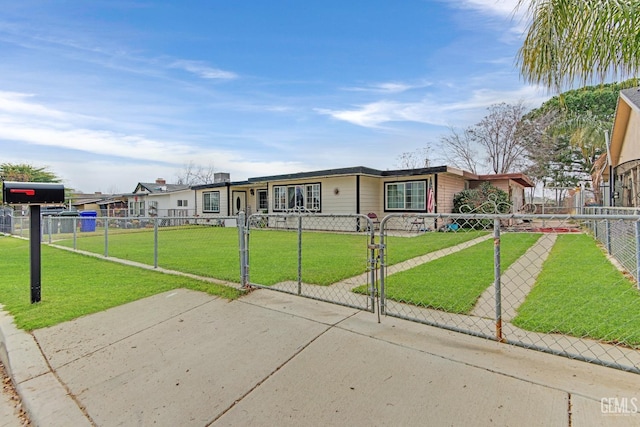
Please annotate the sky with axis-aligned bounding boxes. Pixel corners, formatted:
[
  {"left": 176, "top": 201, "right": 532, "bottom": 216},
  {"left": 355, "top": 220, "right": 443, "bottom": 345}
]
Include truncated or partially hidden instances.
[{"left": 0, "top": 0, "right": 551, "bottom": 194}]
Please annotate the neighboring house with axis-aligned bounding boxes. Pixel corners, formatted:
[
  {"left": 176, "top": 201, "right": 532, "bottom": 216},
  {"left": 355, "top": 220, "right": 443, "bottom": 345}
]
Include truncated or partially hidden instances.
[
  {"left": 71, "top": 192, "right": 128, "bottom": 216},
  {"left": 608, "top": 86, "right": 640, "bottom": 207},
  {"left": 193, "top": 166, "right": 533, "bottom": 223},
  {"left": 127, "top": 178, "right": 192, "bottom": 217}
]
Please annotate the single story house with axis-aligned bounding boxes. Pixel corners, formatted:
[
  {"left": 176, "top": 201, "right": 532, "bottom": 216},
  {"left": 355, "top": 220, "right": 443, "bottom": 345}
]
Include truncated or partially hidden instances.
[
  {"left": 606, "top": 86, "right": 640, "bottom": 207},
  {"left": 192, "top": 166, "right": 533, "bottom": 224}
]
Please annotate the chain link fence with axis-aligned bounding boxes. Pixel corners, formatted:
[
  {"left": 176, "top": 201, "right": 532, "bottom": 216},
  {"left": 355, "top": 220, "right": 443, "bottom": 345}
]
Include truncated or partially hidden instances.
[
  {"left": 379, "top": 213, "right": 640, "bottom": 373},
  {"left": 244, "top": 212, "right": 377, "bottom": 311},
  {"left": 4, "top": 209, "right": 640, "bottom": 373},
  {"left": 29, "top": 215, "right": 242, "bottom": 286}
]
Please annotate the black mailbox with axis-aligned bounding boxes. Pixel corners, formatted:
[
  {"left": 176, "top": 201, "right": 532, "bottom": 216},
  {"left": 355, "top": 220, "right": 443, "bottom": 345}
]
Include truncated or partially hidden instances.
[{"left": 3, "top": 181, "right": 65, "bottom": 204}]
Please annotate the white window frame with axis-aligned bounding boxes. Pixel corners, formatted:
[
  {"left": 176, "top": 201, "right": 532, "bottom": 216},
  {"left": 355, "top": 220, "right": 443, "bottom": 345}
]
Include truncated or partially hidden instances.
[
  {"left": 203, "top": 191, "right": 220, "bottom": 213},
  {"left": 129, "top": 200, "right": 145, "bottom": 216},
  {"left": 385, "top": 180, "right": 427, "bottom": 211}
]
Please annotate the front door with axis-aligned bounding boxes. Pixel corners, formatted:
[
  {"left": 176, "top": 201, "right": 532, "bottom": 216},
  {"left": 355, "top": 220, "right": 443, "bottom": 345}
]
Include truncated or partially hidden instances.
[{"left": 232, "top": 191, "right": 247, "bottom": 215}]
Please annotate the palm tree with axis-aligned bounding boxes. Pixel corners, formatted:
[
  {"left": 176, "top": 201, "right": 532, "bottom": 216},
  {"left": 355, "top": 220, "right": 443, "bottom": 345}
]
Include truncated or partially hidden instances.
[{"left": 516, "top": 0, "right": 640, "bottom": 92}]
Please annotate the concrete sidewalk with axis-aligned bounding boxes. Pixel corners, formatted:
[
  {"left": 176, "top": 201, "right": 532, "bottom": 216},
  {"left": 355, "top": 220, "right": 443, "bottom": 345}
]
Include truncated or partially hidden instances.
[{"left": 2, "top": 288, "right": 640, "bottom": 426}]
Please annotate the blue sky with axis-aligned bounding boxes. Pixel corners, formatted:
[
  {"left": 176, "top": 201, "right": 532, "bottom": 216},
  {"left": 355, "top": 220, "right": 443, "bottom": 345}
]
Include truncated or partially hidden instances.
[{"left": 0, "top": 0, "right": 550, "bottom": 193}]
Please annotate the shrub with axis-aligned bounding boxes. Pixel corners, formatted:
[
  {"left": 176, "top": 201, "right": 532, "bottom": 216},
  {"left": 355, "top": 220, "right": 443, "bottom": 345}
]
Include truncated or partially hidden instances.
[{"left": 452, "top": 183, "right": 511, "bottom": 229}]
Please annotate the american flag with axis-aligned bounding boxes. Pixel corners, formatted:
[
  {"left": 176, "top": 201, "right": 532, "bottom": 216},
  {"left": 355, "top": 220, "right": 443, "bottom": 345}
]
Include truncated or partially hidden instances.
[{"left": 427, "top": 185, "right": 434, "bottom": 213}]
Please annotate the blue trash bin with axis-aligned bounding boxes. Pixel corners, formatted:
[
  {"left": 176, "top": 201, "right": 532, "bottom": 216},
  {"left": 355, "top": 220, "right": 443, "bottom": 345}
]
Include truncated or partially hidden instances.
[{"left": 79, "top": 210, "right": 97, "bottom": 232}]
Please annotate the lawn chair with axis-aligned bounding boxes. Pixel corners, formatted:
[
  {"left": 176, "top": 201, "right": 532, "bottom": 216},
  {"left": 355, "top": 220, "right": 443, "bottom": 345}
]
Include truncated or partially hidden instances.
[
  {"left": 366, "top": 212, "right": 380, "bottom": 231},
  {"left": 409, "top": 217, "right": 426, "bottom": 233}
]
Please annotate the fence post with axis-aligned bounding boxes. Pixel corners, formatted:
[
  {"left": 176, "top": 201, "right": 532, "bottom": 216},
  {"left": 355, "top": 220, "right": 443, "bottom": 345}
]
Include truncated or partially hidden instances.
[
  {"left": 367, "top": 216, "right": 378, "bottom": 315},
  {"left": 154, "top": 217, "right": 159, "bottom": 268},
  {"left": 73, "top": 217, "right": 77, "bottom": 249},
  {"left": 636, "top": 221, "right": 640, "bottom": 288},
  {"left": 379, "top": 219, "right": 387, "bottom": 315},
  {"left": 605, "top": 211, "right": 612, "bottom": 255},
  {"left": 494, "top": 218, "right": 504, "bottom": 342},
  {"left": 104, "top": 216, "right": 109, "bottom": 257},
  {"left": 237, "top": 212, "right": 248, "bottom": 287},
  {"left": 297, "top": 214, "right": 303, "bottom": 295},
  {"left": 47, "top": 215, "right": 52, "bottom": 244}
]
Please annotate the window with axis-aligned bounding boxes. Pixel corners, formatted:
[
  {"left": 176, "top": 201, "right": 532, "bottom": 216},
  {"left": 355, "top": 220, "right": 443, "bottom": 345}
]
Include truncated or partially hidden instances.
[
  {"left": 257, "top": 190, "right": 268, "bottom": 211},
  {"left": 203, "top": 192, "right": 220, "bottom": 213},
  {"left": 273, "top": 183, "right": 321, "bottom": 211},
  {"left": 274, "top": 187, "right": 287, "bottom": 211},
  {"left": 129, "top": 201, "right": 145, "bottom": 216},
  {"left": 385, "top": 181, "right": 426, "bottom": 211},
  {"left": 148, "top": 201, "right": 158, "bottom": 216},
  {"left": 177, "top": 199, "right": 188, "bottom": 207}
]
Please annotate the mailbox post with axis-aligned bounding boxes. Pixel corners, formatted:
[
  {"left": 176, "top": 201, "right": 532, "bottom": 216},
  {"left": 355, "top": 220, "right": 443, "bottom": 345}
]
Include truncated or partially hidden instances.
[{"left": 2, "top": 181, "right": 65, "bottom": 303}]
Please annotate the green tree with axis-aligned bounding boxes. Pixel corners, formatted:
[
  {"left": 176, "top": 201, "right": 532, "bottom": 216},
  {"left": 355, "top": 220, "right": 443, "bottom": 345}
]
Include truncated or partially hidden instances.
[
  {"left": 516, "top": 0, "right": 640, "bottom": 92},
  {"left": 1, "top": 163, "right": 61, "bottom": 183},
  {"left": 522, "top": 82, "right": 633, "bottom": 202}
]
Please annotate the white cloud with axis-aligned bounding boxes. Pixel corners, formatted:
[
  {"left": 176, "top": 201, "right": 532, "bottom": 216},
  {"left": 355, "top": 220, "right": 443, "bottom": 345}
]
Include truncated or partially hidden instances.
[
  {"left": 343, "top": 81, "right": 432, "bottom": 94},
  {"left": 0, "top": 90, "right": 313, "bottom": 190},
  {"left": 169, "top": 60, "right": 238, "bottom": 80},
  {"left": 444, "top": 0, "right": 523, "bottom": 18},
  {"left": 317, "top": 85, "right": 548, "bottom": 128},
  {"left": 0, "top": 91, "right": 69, "bottom": 119}
]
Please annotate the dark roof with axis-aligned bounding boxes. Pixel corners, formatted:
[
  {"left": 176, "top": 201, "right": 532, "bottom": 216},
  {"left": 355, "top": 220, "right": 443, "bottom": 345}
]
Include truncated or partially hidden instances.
[
  {"left": 191, "top": 180, "right": 250, "bottom": 190},
  {"left": 248, "top": 165, "right": 450, "bottom": 183},
  {"left": 620, "top": 87, "right": 640, "bottom": 110}
]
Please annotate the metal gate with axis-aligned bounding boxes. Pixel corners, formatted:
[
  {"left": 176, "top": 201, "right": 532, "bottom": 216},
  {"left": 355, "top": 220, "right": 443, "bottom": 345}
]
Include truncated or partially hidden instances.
[
  {"left": 377, "top": 212, "right": 640, "bottom": 374},
  {"left": 242, "top": 212, "right": 377, "bottom": 312}
]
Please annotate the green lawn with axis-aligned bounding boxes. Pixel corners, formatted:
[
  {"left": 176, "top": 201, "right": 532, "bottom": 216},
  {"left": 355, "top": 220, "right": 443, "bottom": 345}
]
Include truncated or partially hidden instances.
[
  {"left": 380, "top": 233, "right": 542, "bottom": 313},
  {"left": 54, "top": 226, "right": 488, "bottom": 286},
  {"left": 512, "top": 233, "right": 640, "bottom": 348},
  {"left": 0, "top": 236, "right": 241, "bottom": 331},
  {"left": 384, "top": 230, "right": 489, "bottom": 265}
]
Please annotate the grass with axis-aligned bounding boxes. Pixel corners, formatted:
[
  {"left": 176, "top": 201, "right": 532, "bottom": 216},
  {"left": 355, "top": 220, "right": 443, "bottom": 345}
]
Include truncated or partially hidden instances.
[
  {"left": 384, "top": 230, "right": 489, "bottom": 265},
  {"left": 0, "top": 236, "right": 242, "bottom": 331},
  {"left": 379, "top": 233, "right": 542, "bottom": 313},
  {"left": 54, "top": 226, "right": 488, "bottom": 286},
  {"left": 512, "top": 233, "right": 640, "bottom": 347},
  {"left": 248, "top": 229, "right": 371, "bottom": 285}
]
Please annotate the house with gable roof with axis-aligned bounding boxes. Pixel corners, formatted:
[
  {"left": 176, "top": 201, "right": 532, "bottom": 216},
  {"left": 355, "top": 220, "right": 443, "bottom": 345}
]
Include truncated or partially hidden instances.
[
  {"left": 605, "top": 86, "right": 640, "bottom": 207},
  {"left": 127, "top": 178, "right": 192, "bottom": 217}
]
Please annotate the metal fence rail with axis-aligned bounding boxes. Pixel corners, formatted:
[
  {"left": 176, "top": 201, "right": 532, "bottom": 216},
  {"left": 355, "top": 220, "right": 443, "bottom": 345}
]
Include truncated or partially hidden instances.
[
  {"left": 379, "top": 213, "right": 640, "bottom": 373},
  {"left": 244, "top": 212, "right": 376, "bottom": 312}
]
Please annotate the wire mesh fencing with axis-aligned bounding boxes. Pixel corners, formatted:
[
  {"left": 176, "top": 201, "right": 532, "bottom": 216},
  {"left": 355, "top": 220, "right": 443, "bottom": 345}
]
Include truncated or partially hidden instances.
[
  {"left": 379, "top": 213, "right": 640, "bottom": 373},
  {"left": 34, "top": 215, "right": 243, "bottom": 285},
  {"left": 245, "top": 212, "right": 376, "bottom": 311},
  {"left": 5, "top": 209, "right": 640, "bottom": 373}
]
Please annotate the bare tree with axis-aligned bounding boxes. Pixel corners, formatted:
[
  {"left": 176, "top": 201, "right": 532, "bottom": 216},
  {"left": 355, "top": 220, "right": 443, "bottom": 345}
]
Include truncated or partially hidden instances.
[
  {"left": 470, "top": 102, "right": 529, "bottom": 174},
  {"left": 396, "top": 146, "right": 432, "bottom": 169},
  {"left": 175, "top": 161, "right": 216, "bottom": 185},
  {"left": 439, "top": 127, "right": 479, "bottom": 174}
]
